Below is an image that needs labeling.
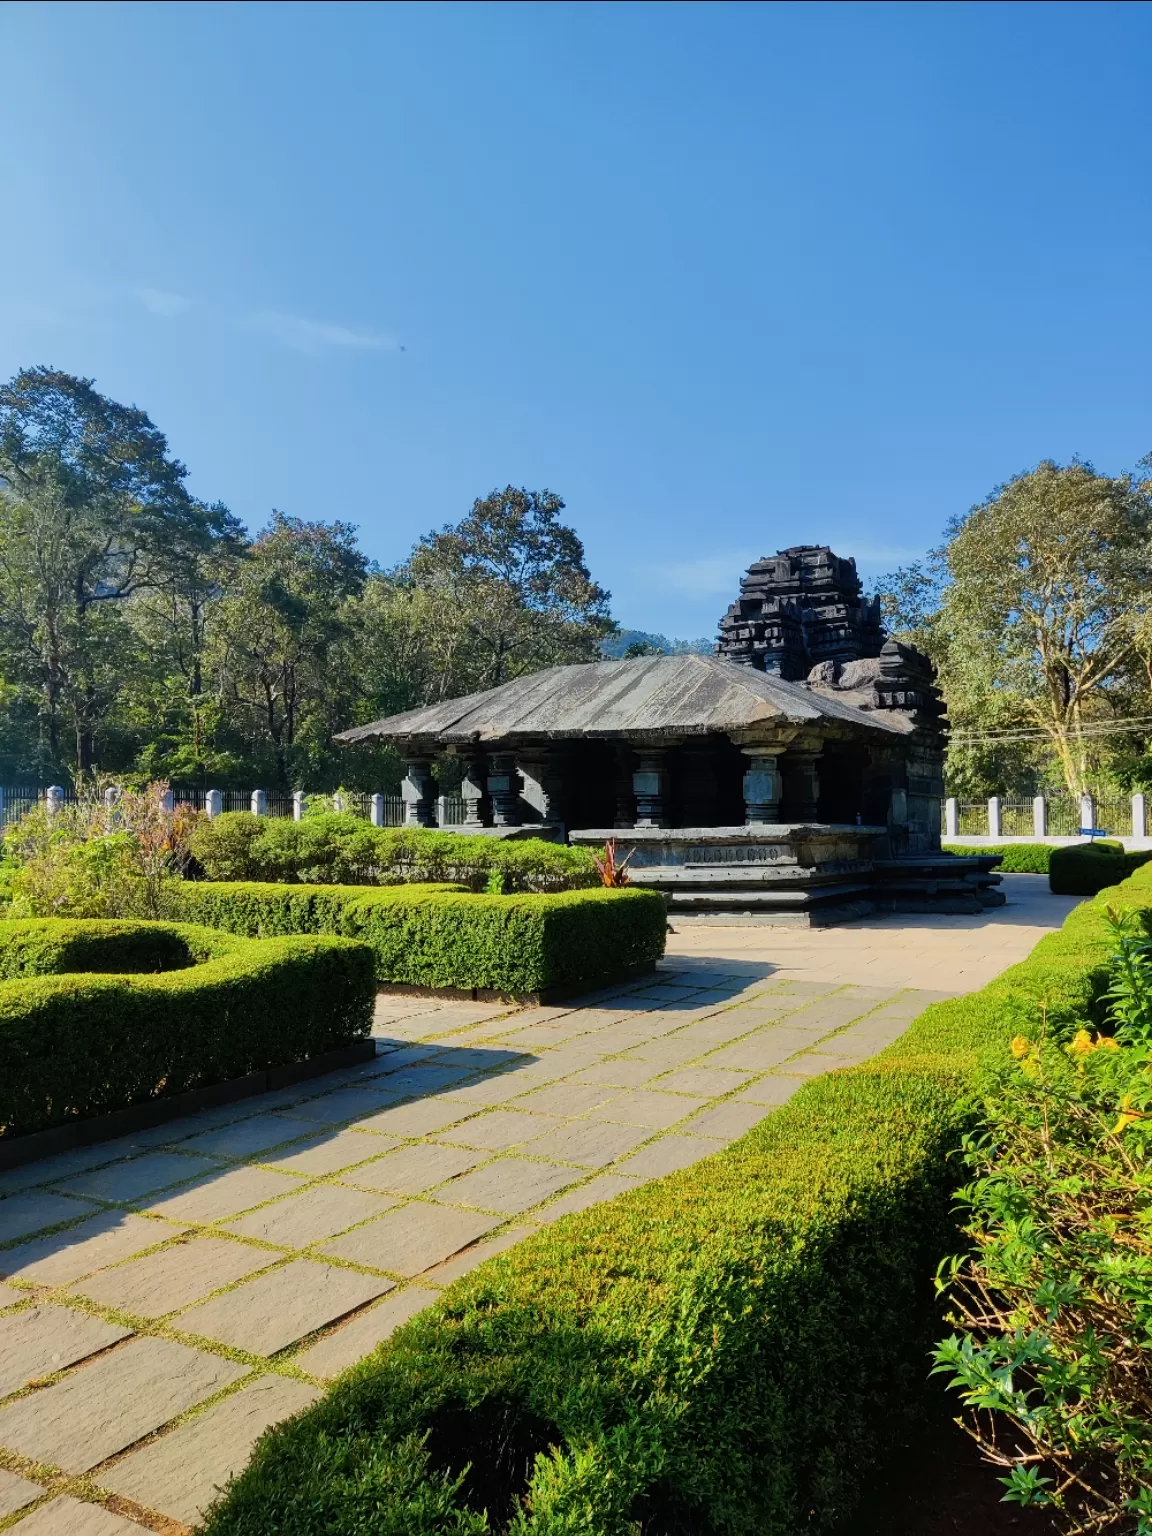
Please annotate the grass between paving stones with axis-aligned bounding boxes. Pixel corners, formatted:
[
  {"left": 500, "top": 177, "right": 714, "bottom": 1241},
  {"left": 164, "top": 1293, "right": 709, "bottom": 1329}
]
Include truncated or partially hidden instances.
[
  {"left": 198, "top": 876, "right": 1152, "bottom": 1536},
  {"left": 0, "top": 971, "right": 918, "bottom": 1533}
]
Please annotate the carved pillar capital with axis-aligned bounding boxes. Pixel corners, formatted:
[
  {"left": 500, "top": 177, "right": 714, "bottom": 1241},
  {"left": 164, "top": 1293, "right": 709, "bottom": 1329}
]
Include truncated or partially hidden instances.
[
  {"left": 487, "top": 752, "right": 522, "bottom": 827},
  {"left": 461, "top": 753, "right": 490, "bottom": 828},
  {"left": 400, "top": 755, "right": 436, "bottom": 827}
]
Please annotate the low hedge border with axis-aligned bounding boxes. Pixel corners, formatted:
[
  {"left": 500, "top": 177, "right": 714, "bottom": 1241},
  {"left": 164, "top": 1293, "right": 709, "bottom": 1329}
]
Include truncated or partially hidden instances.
[
  {"left": 1048, "top": 839, "right": 1152, "bottom": 896},
  {"left": 0, "top": 918, "right": 376, "bottom": 1140},
  {"left": 943, "top": 841, "right": 1057, "bottom": 873},
  {"left": 201, "top": 868, "right": 1152, "bottom": 1536},
  {"left": 188, "top": 813, "right": 602, "bottom": 891},
  {"left": 173, "top": 882, "right": 668, "bottom": 1000}
]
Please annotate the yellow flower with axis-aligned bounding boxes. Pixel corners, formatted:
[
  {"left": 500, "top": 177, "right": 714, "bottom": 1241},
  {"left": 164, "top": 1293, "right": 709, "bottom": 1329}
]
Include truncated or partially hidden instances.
[
  {"left": 1011, "top": 1036, "right": 1033, "bottom": 1059},
  {"left": 1067, "top": 1029, "right": 1095, "bottom": 1057},
  {"left": 1111, "top": 1094, "right": 1144, "bottom": 1135},
  {"left": 1097, "top": 1036, "right": 1120, "bottom": 1051}
]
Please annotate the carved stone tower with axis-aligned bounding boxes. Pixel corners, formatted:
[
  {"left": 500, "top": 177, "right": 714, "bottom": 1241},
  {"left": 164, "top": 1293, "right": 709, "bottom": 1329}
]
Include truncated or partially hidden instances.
[{"left": 715, "top": 545, "right": 886, "bottom": 679}]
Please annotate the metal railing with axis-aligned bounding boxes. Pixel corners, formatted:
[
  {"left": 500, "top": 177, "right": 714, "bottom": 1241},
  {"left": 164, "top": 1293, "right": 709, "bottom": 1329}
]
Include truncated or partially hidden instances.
[
  {"left": 1, "top": 786, "right": 467, "bottom": 829},
  {"left": 942, "top": 792, "right": 1150, "bottom": 839}
]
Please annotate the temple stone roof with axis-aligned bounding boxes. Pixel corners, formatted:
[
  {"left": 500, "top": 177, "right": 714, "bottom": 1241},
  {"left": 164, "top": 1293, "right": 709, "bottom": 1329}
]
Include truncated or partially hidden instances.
[{"left": 335, "top": 653, "right": 908, "bottom": 748}]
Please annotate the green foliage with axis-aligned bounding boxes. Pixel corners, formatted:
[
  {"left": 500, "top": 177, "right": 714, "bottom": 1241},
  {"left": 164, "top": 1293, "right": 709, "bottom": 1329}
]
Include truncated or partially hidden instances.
[
  {"left": 200, "top": 855, "right": 1152, "bottom": 1535},
  {"left": 173, "top": 881, "right": 667, "bottom": 996},
  {"left": 0, "top": 918, "right": 375, "bottom": 1137},
  {"left": 1048, "top": 840, "right": 1152, "bottom": 895},
  {"left": 933, "top": 938, "right": 1152, "bottom": 1529},
  {"left": 188, "top": 813, "right": 601, "bottom": 892},
  {"left": 943, "top": 841, "right": 1056, "bottom": 873}
]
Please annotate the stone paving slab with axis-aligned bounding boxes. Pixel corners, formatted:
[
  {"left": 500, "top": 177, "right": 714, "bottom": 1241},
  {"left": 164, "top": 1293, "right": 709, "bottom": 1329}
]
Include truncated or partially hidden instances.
[
  {"left": 179, "top": 1114, "right": 323, "bottom": 1159},
  {"left": 224, "top": 1183, "right": 399, "bottom": 1247},
  {"left": 0, "top": 1305, "right": 131, "bottom": 1397},
  {"left": 258, "top": 1128, "right": 401, "bottom": 1177},
  {"left": 616, "top": 1133, "right": 726, "bottom": 1180},
  {"left": 12, "top": 1495, "right": 145, "bottom": 1534},
  {"left": 439, "top": 1109, "right": 555, "bottom": 1150},
  {"left": 588, "top": 1088, "right": 707, "bottom": 1128},
  {"left": 71, "top": 1236, "right": 278, "bottom": 1318},
  {"left": 295, "top": 1286, "right": 441, "bottom": 1379},
  {"left": 321, "top": 1202, "right": 502, "bottom": 1276},
  {"left": 0, "top": 1192, "right": 97, "bottom": 1245},
  {"left": 0, "top": 1213, "right": 180, "bottom": 1288},
  {"left": 287, "top": 1086, "right": 400, "bottom": 1125},
  {"left": 0, "top": 1335, "right": 245, "bottom": 1472},
  {"left": 646, "top": 1065, "right": 755, "bottom": 1097},
  {"left": 535, "top": 1174, "right": 643, "bottom": 1223},
  {"left": 568, "top": 1058, "right": 662, "bottom": 1089},
  {"left": 146, "top": 1165, "right": 300, "bottom": 1224},
  {"left": 519, "top": 1118, "right": 653, "bottom": 1169},
  {"left": 102, "top": 1375, "right": 320, "bottom": 1524},
  {"left": 176, "top": 1258, "right": 393, "bottom": 1355},
  {"left": 423, "top": 1224, "right": 539, "bottom": 1286},
  {"left": 353, "top": 1099, "right": 474, "bottom": 1137},
  {"left": 679, "top": 1102, "right": 776, "bottom": 1141},
  {"left": 345, "top": 1142, "right": 487, "bottom": 1194},
  {"left": 0, "top": 1467, "right": 42, "bottom": 1517},
  {"left": 54, "top": 1151, "right": 219, "bottom": 1204},
  {"left": 0, "top": 1279, "right": 23, "bottom": 1306},
  {"left": 432, "top": 1157, "right": 583, "bottom": 1214}
]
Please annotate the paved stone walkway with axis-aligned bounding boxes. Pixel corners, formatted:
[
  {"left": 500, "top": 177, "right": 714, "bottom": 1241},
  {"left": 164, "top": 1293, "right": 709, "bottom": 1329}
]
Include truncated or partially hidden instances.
[{"left": 0, "top": 877, "right": 1079, "bottom": 1533}]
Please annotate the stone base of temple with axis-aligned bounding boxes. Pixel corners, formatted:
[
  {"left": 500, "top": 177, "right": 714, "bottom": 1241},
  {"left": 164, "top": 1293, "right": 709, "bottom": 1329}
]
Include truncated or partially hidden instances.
[{"left": 567, "top": 826, "right": 1004, "bottom": 926}]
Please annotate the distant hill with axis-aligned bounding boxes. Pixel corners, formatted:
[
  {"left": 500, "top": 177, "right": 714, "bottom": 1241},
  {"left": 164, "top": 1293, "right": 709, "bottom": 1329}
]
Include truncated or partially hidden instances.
[{"left": 600, "top": 629, "right": 713, "bottom": 659}]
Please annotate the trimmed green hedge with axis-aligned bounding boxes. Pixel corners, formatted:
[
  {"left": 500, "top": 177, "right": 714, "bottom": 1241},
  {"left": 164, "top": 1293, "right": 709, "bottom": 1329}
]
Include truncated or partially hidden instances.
[
  {"left": 173, "top": 882, "right": 667, "bottom": 996},
  {"left": 201, "top": 870, "right": 1152, "bottom": 1536},
  {"left": 1048, "top": 839, "right": 1152, "bottom": 895},
  {"left": 943, "top": 841, "right": 1056, "bottom": 873},
  {"left": 188, "top": 813, "right": 600, "bottom": 892},
  {"left": 0, "top": 919, "right": 376, "bottom": 1138}
]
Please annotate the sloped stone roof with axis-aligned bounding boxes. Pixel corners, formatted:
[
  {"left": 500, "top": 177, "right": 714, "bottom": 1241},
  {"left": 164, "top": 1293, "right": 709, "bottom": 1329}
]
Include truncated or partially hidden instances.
[{"left": 335, "top": 653, "right": 906, "bottom": 747}]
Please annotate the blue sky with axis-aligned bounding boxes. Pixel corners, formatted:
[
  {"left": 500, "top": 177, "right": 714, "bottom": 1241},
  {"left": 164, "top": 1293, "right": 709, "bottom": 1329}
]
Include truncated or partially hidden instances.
[{"left": 1, "top": 1, "right": 1150, "bottom": 639}]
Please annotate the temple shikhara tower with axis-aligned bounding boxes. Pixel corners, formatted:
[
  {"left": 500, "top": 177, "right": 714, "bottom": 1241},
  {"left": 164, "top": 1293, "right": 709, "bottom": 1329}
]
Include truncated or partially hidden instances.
[{"left": 338, "top": 544, "right": 1001, "bottom": 924}]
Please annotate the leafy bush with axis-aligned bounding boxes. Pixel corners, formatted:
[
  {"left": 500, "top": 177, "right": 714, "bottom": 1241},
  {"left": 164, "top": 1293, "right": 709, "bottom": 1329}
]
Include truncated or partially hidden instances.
[
  {"left": 200, "top": 860, "right": 1152, "bottom": 1535},
  {"left": 173, "top": 882, "right": 667, "bottom": 996},
  {"left": 1049, "top": 840, "right": 1152, "bottom": 896},
  {"left": 1, "top": 781, "right": 201, "bottom": 918},
  {"left": 0, "top": 919, "right": 375, "bottom": 1137},
  {"left": 943, "top": 841, "right": 1057, "bottom": 873},
  {"left": 934, "top": 913, "right": 1152, "bottom": 1529},
  {"left": 188, "top": 814, "right": 601, "bottom": 892}
]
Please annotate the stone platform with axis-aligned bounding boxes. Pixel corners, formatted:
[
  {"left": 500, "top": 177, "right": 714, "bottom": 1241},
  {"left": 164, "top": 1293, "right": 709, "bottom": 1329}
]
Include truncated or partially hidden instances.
[{"left": 568, "top": 825, "right": 1004, "bottom": 925}]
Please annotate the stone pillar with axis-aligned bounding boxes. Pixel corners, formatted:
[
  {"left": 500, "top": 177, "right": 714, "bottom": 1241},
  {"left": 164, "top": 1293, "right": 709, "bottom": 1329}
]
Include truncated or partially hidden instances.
[
  {"left": 293, "top": 791, "right": 306, "bottom": 822},
  {"left": 518, "top": 748, "right": 564, "bottom": 826},
  {"left": 461, "top": 756, "right": 491, "bottom": 828},
  {"left": 1080, "top": 793, "right": 1095, "bottom": 836},
  {"left": 370, "top": 793, "right": 385, "bottom": 828},
  {"left": 1033, "top": 795, "right": 1047, "bottom": 838},
  {"left": 103, "top": 786, "right": 120, "bottom": 811},
  {"left": 945, "top": 797, "right": 959, "bottom": 838},
  {"left": 251, "top": 788, "right": 266, "bottom": 816},
  {"left": 1133, "top": 792, "right": 1147, "bottom": 841},
  {"left": 781, "top": 747, "right": 821, "bottom": 822},
  {"left": 205, "top": 789, "right": 222, "bottom": 819},
  {"left": 987, "top": 796, "right": 1002, "bottom": 838},
  {"left": 332, "top": 791, "right": 347, "bottom": 814},
  {"left": 741, "top": 750, "right": 781, "bottom": 824},
  {"left": 632, "top": 750, "right": 669, "bottom": 827},
  {"left": 487, "top": 753, "right": 522, "bottom": 827},
  {"left": 401, "top": 757, "right": 436, "bottom": 827},
  {"left": 614, "top": 745, "right": 635, "bottom": 828}
]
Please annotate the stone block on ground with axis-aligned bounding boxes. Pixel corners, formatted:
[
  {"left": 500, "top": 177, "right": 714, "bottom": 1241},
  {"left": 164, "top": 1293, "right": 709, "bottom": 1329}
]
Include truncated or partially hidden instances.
[
  {"left": 175, "top": 1258, "right": 392, "bottom": 1356},
  {"left": 259, "top": 1129, "right": 400, "bottom": 1177},
  {"left": 644, "top": 1066, "right": 755, "bottom": 1097},
  {"left": 56, "top": 1152, "right": 218, "bottom": 1204},
  {"left": 9, "top": 1494, "right": 146, "bottom": 1534},
  {"left": 534, "top": 1173, "right": 642, "bottom": 1223},
  {"left": 437, "top": 1110, "right": 551, "bottom": 1151},
  {"left": 0, "top": 1466, "right": 42, "bottom": 1516},
  {"left": 0, "top": 1213, "right": 180, "bottom": 1288},
  {"left": 520, "top": 1119, "right": 652, "bottom": 1169},
  {"left": 70, "top": 1236, "right": 278, "bottom": 1317},
  {"left": 430, "top": 1157, "right": 582, "bottom": 1214},
  {"left": 321, "top": 1203, "right": 502, "bottom": 1276},
  {"left": 224, "top": 1185, "right": 398, "bottom": 1248},
  {"left": 587, "top": 1088, "right": 706, "bottom": 1128},
  {"left": 295, "top": 1286, "right": 440, "bottom": 1379},
  {"left": 0, "top": 1304, "right": 131, "bottom": 1397},
  {"left": 146, "top": 1166, "right": 300, "bottom": 1224},
  {"left": 616, "top": 1133, "right": 722, "bottom": 1180},
  {"left": 0, "top": 1192, "right": 96, "bottom": 1245},
  {"left": 179, "top": 1115, "right": 321, "bottom": 1159},
  {"left": 344, "top": 1142, "right": 487, "bottom": 1195}
]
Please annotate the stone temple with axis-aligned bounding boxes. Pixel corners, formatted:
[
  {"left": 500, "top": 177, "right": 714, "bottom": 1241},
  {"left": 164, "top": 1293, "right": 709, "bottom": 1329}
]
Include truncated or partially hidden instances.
[{"left": 336, "top": 545, "right": 1001, "bottom": 924}]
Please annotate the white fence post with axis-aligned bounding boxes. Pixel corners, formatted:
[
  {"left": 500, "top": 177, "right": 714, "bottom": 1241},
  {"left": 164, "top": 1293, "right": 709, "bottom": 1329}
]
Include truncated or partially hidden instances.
[
  {"left": 1080, "top": 793, "right": 1095, "bottom": 836},
  {"left": 251, "top": 789, "right": 266, "bottom": 817},
  {"left": 159, "top": 788, "right": 174, "bottom": 813},
  {"left": 370, "top": 793, "right": 384, "bottom": 828},
  {"left": 293, "top": 791, "right": 306, "bottom": 822},
  {"left": 1133, "top": 792, "right": 1147, "bottom": 840},
  {"left": 332, "top": 791, "right": 346, "bottom": 814},
  {"left": 987, "top": 795, "right": 1002, "bottom": 839},
  {"left": 205, "top": 789, "right": 222, "bottom": 819},
  {"left": 944, "top": 797, "right": 958, "bottom": 838},
  {"left": 104, "top": 786, "right": 120, "bottom": 810},
  {"left": 1033, "top": 795, "right": 1047, "bottom": 837},
  {"left": 45, "top": 786, "right": 64, "bottom": 817}
]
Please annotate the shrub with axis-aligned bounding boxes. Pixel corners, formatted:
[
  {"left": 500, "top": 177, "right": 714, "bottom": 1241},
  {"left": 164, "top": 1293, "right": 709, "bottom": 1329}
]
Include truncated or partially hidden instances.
[
  {"left": 934, "top": 920, "right": 1152, "bottom": 1528},
  {"left": 173, "top": 882, "right": 667, "bottom": 997},
  {"left": 1048, "top": 839, "right": 1152, "bottom": 896},
  {"left": 2, "top": 781, "right": 201, "bottom": 919},
  {"left": 200, "top": 861, "right": 1152, "bottom": 1535},
  {"left": 0, "top": 918, "right": 375, "bottom": 1138},
  {"left": 188, "top": 813, "right": 600, "bottom": 892},
  {"left": 943, "top": 841, "right": 1057, "bottom": 873}
]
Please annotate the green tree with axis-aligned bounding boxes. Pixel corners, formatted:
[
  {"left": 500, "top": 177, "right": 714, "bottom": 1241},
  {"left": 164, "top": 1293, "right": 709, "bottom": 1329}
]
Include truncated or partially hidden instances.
[{"left": 878, "top": 459, "right": 1152, "bottom": 798}]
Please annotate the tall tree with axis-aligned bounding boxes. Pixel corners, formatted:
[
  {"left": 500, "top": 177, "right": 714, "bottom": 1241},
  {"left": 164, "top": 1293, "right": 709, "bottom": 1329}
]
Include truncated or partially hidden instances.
[
  {"left": 0, "top": 368, "right": 241, "bottom": 777},
  {"left": 878, "top": 459, "right": 1152, "bottom": 797}
]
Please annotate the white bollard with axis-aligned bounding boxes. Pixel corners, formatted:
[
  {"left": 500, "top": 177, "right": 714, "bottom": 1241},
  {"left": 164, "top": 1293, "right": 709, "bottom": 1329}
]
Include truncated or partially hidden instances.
[
  {"left": 370, "top": 793, "right": 384, "bottom": 828},
  {"left": 332, "top": 791, "right": 346, "bottom": 814},
  {"left": 45, "top": 786, "right": 65, "bottom": 817},
  {"left": 293, "top": 791, "right": 306, "bottom": 822},
  {"left": 205, "top": 789, "right": 222, "bottom": 819},
  {"left": 251, "top": 789, "right": 267, "bottom": 817},
  {"left": 1033, "top": 795, "right": 1047, "bottom": 837},
  {"left": 944, "top": 797, "right": 959, "bottom": 838},
  {"left": 1133, "top": 792, "right": 1147, "bottom": 841},
  {"left": 987, "top": 796, "right": 1002, "bottom": 839},
  {"left": 1080, "top": 793, "right": 1095, "bottom": 836}
]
